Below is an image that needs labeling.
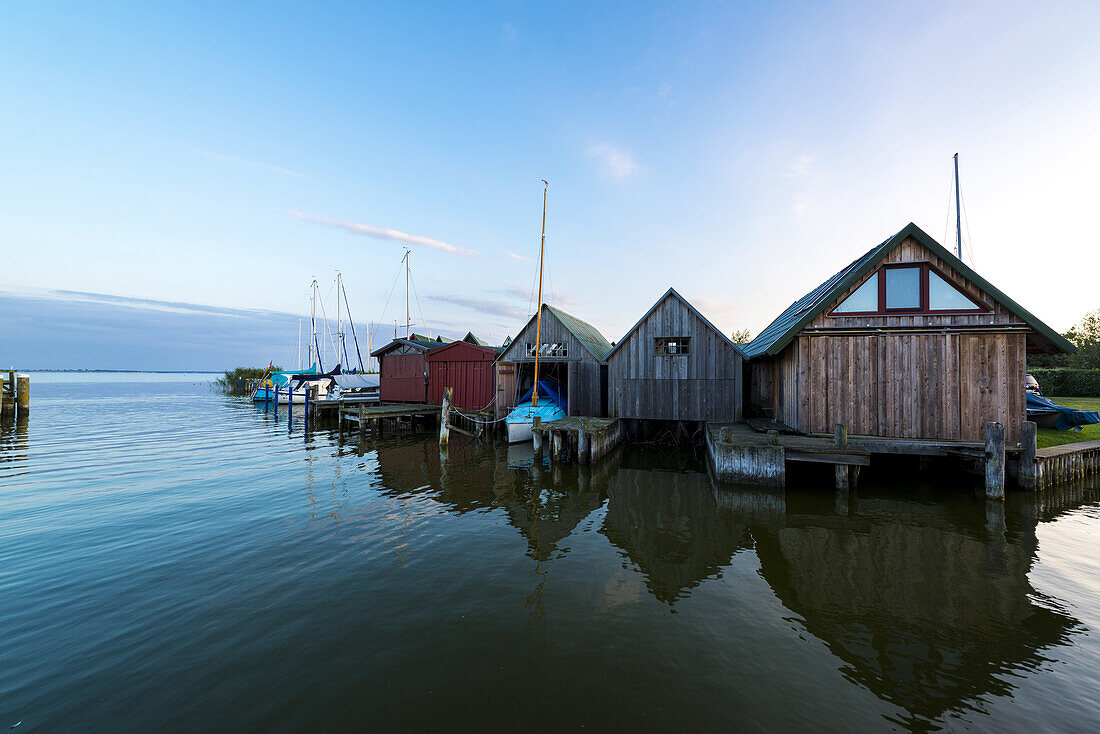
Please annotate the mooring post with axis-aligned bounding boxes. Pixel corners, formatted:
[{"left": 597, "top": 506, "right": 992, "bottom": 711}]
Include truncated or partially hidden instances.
[
  {"left": 577, "top": 419, "right": 591, "bottom": 465},
  {"left": 358, "top": 405, "right": 366, "bottom": 438},
  {"left": 834, "top": 423, "right": 848, "bottom": 449},
  {"left": 439, "top": 387, "right": 452, "bottom": 448},
  {"left": 551, "top": 430, "right": 563, "bottom": 463},
  {"left": 835, "top": 487, "right": 850, "bottom": 515},
  {"left": 1020, "top": 420, "right": 1037, "bottom": 491},
  {"left": 532, "top": 416, "right": 543, "bottom": 458},
  {"left": 17, "top": 374, "right": 29, "bottom": 416},
  {"left": 835, "top": 464, "right": 849, "bottom": 490},
  {"left": 985, "top": 421, "right": 1005, "bottom": 500}
]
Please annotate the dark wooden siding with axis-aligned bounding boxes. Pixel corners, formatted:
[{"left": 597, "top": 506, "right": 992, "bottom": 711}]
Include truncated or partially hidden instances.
[
  {"left": 761, "top": 237, "right": 1029, "bottom": 444},
  {"left": 607, "top": 293, "right": 743, "bottom": 422}
]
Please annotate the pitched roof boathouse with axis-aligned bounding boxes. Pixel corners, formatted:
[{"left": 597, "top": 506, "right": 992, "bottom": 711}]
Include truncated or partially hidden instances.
[
  {"left": 741, "top": 223, "right": 1074, "bottom": 445},
  {"left": 495, "top": 305, "right": 613, "bottom": 419},
  {"left": 607, "top": 288, "right": 745, "bottom": 423}
]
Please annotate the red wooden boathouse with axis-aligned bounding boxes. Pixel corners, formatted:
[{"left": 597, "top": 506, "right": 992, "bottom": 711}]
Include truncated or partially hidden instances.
[
  {"left": 371, "top": 338, "right": 444, "bottom": 403},
  {"left": 426, "top": 341, "right": 501, "bottom": 411}
]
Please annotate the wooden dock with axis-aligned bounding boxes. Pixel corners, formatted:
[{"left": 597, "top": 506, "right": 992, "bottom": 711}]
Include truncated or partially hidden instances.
[
  {"left": 532, "top": 416, "right": 623, "bottom": 465},
  {"left": 707, "top": 422, "right": 869, "bottom": 488},
  {"left": 333, "top": 402, "right": 442, "bottom": 434},
  {"left": 1028, "top": 439, "right": 1100, "bottom": 490}
]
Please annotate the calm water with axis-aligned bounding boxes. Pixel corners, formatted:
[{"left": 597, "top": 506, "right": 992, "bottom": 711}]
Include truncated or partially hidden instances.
[{"left": 2, "top": 374, "right": 1100, "bottom": 732}]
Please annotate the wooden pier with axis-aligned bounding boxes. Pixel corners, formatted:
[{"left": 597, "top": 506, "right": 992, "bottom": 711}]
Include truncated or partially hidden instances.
[
  {"left": 532, "top": 416, "right": 623, "bottom": 465},
  {"left": 707, "top": 422, "right": 870, "bottom": 488},
  {"left": 331, "top": 401, "right": 442, "bottom": 435}
]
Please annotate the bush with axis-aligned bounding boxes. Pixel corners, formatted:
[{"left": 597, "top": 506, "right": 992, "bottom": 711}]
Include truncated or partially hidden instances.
[
  {"left": 1028, "top": 368, "right": 1100, "bottom": 397},
  {"left": 216, "top": 366, "right": 280, "bottom": 396}
]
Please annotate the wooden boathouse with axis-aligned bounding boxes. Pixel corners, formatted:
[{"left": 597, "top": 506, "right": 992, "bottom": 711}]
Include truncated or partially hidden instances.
[
  {"left": 371, "top": 338, "right": 445, "bottom": 403},
  {"left": 740, "top": 223, "right": 1074, "bottom": 446},
  {"left": 426, "top": 340, "right": 502, "bottom": 412},
  {"left": 607, "top": 288, "right": 745, "bottom": 424},
  {"left": 495, "top": 304, "right": 613, "bottom": 419}
]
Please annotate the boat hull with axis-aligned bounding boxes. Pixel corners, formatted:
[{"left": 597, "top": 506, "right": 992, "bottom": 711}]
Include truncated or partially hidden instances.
[{"left": 507, "top": 421, "right": 533, "bottom": 444}]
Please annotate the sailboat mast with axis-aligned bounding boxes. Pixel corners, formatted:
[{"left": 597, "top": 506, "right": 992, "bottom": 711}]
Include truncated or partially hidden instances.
[
  {"left": 297, "top": 318, "right": 302, "bottom": 371},
  {"left": 532, "top": 180, "right": 548, "bottom": 408},
  {"left": 337, "top": 271, "right": 345, "bottom": 369},
  {"left": 404, "top": 248, "right": 411, "bottom": 338},
  {"left": 954, "top": 153, "right": 963, "bottom": 261},
  {"left": 310, "top": 279, "right": 319, "bottom": 369}
]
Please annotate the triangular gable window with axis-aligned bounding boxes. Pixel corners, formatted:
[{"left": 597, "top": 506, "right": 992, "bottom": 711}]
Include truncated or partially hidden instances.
[
  {"left": 833, "top": 273, "right": 878, "bottom": 313},
  {"left": 830, "top": 263, "right": 988, "bottom": 315}
]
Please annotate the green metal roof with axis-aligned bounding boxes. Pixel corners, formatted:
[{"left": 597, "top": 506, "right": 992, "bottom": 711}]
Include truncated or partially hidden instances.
[
  {"left": 741, "top": 222, "right": 1075, "bottom": 359},
  {"left": 545, "top": 304, "right": 614, "bottom": 362}
]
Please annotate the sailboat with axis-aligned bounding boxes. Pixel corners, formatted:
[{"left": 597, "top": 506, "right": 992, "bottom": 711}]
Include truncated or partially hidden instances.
[{"left": 505, "top": 181, "right": 567, "bottom": 443}]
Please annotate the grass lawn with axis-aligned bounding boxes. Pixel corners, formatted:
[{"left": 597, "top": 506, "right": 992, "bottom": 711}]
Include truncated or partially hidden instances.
[{"left": 1035, "top": 396, "right": 1100, "bottom": 449}]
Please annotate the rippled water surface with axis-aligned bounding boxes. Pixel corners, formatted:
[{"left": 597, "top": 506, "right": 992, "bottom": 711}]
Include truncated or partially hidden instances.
[{"left": 2, "top": 373, "right": 1099, "bottom": 732}]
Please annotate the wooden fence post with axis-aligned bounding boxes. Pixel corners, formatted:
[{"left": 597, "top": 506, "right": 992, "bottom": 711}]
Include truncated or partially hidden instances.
[
  {"left": 985, "top": 421, "right": 1005, "bottom": 500},
  {"left": 1019, "top": 420, "right": 1037, "bottom": 491}
]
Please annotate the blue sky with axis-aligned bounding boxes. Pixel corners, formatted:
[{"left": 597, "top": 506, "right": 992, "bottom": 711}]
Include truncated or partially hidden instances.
[{"left": 3, "top": 1, "right": 1099, "bottom": 369}]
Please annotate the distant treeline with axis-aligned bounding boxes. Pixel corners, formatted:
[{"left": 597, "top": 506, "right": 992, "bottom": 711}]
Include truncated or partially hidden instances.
[{"left": 217, "top": 366, "right": 280, "bottom": 396}]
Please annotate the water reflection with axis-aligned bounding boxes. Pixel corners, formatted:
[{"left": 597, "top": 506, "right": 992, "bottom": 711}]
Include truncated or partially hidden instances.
[
  {"left": 340, "top": 434, "right": 1093, "bottom": 728},
  {"left": 752, "top": 488, "right": 1085, "bottom": 728}
]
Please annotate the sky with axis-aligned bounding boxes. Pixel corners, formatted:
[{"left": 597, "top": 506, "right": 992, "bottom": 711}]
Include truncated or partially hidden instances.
[{"left": 2, "top": 1, "right": 1099, "bottom": 369}]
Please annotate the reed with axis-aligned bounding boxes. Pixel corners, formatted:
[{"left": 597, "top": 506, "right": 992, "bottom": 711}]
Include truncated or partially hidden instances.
[{"left": 217, "top": 366, "right": 282, "bottom": 396}]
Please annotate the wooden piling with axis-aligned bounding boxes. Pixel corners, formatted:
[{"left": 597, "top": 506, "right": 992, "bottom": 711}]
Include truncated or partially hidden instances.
[
  {"left": 720, "top": 426, "right": 734, "bottom": 444},
  {"left": 985, "top": 421, "right": 1005, "bottom": 500},
  {"left": 532, "top": 416, "right": 543, "bottom": 458},
  {"left": 768, "top": 429, "right": 779, "bottom": 446},
  {"left": 577, "top": 419, "right": 591, "bottom": 465},
  {"left": 439, "top": 387, "right": 453, "bottom": 448},
  {"left": 834, "top": 423, "right": 848, "bottom": 449},
  {"left": 358, "top": 405, "right": 366, "bottom": 438},
  {"left": 551, "top": 430, "right": 563, "bottom": 463},
  {"left": 1019, "top": 421, "right": 1037, "bottom": 490},
  {"left": 835, "top": 464, "right": 849, "bottom": 490}
]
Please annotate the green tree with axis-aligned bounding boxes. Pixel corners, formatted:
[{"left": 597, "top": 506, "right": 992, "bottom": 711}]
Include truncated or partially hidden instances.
[
  {"left": 1066, "top": 309, "right": 1100, "bottom": 369},
  {"left": 730, "top": 328, "right": 753, "bottom": 344}
]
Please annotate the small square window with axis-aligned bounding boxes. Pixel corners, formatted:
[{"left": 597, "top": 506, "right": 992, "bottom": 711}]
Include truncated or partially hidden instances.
[{"left": 655, "top": 337, "right": 690, "bottom": 356}]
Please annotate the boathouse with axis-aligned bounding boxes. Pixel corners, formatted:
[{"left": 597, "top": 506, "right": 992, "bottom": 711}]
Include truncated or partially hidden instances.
[
  {"left": 741, "top": 223, "right": 1074, "bottom": 445},
  {"left": 606, "top": 288, "right": 745, "bottom": 424},
  {"left": 426, "top": 340, "right": 502, "bottom": 412},
  {"left": 371, "top": 338, "right": 445, "bottom": 403},
  {"left": 494, "top": 304, "right": 613, "bottom": 419}
]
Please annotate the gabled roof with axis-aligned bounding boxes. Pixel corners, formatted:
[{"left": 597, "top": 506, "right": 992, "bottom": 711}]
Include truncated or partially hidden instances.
[
  {"left": 500, "top": 304, "right": 614, "bottom": 363},
  {"left": 370, "top": 338, "right": 448, "bottom": 358},
  {"left": 606, "top": 287, "right": 747, "bottom": 360},
  {"left": 425, "top": 339, "right": 503, "bottom": 360},
  {"left": 741, "top": 222, "right": 1075, "bottom": 359},
  {"left": 462, "top": 331, "right": 488, "bottom": 346}
]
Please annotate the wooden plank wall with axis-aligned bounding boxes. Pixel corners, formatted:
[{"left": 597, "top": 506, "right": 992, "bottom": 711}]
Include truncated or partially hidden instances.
[
  {"left": 763, "top": 237, "right": 1030, "bottom": 443},
  {"left": 608, "top": 293, "right": 743, "bottom": 422},
  {"left": 787, "top": 326, "right": 1025, "bottom": 443},
  {"left": 496, "top": 307, "right": 606, "bottom": 417}
]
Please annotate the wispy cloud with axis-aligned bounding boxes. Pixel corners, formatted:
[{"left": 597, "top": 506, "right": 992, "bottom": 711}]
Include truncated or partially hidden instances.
[
  {"left": 427, "top": 294, "right": 527, "bottom": 320},
  {"left": 502, "top": 285, "right": 581, "bottom": 308},
  {"left": 506, "top": 250, "right": 534, "bottom": 263},
  {"left": 286, "top": 211, "right": 478, "bottom": 258},
  {"left": 587, "top": 143, "right": 639, "bottom": 179},
  {"left": 195, "top": 150, "right": 303, "bottom": 177}
]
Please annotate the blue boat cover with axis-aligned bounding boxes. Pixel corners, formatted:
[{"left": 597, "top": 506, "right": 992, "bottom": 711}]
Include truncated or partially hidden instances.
[
  {"left": 1027, "top": 393, "right": 1100, "bottom": 431},
  {"left": 516, "top": 380, "right": 567, "bottom": 414}
]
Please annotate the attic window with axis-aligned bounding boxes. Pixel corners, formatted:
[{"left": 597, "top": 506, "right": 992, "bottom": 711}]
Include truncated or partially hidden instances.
[
  {"left": 829, "top": 262, "right": 987, "bottom": 316},
  {"left": 655, "top": 337, "right": 691, "bottom": 356},
  {"left": 525, "top": 342, "right": 568, "bottom": 358}
]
